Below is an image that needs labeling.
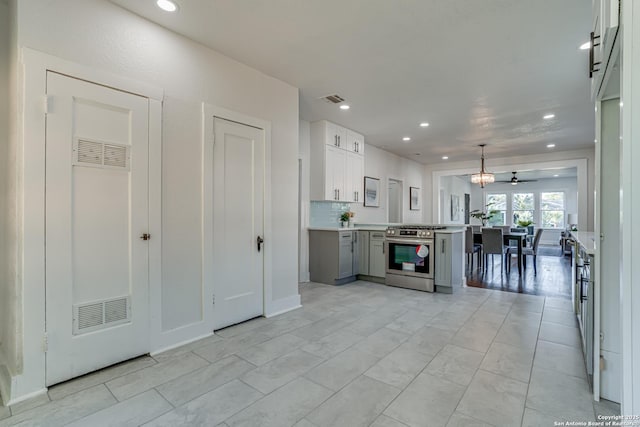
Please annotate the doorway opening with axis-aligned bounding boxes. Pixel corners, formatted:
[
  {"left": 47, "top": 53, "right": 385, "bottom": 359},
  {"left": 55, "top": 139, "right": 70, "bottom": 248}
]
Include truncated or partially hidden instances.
[{"left": 388, "top": 178, "right": 403, "bottom": 223}]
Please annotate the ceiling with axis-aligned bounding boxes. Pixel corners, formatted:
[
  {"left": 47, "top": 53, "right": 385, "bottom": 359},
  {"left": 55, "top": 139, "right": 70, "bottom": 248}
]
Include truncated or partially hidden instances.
[{"left": 111, "top": 0, "right": 595, "bottom": 164}]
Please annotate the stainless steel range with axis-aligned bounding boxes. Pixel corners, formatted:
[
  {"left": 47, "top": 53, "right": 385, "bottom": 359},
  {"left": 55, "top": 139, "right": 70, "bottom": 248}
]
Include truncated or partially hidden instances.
[{"left": 384, "top": 225, "right": 446, "bottom": 292}]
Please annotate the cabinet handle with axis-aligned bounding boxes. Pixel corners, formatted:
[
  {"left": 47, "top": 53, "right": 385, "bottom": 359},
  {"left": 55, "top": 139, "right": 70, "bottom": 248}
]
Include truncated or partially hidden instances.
[
  {"left": 589, "top": 31, "right": 601, "bottom": 78},
  {"left": 441, "top": 239, "right": 445, "bottom": 253},
  {"left": 338, "top": 135, "right": 341, "bottom": 147},
  {"left": 337, "top": 189, "right": 340, "bottom": 200}
]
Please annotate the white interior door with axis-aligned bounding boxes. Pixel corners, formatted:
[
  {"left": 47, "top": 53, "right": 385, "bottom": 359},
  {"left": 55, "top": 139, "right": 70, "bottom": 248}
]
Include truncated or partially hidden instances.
[
  {"left": 213, "top": 117, "right": 265, "bottom": 330},
  {"left": 45, "top": 72, "right": 150, "bottom": 385}
]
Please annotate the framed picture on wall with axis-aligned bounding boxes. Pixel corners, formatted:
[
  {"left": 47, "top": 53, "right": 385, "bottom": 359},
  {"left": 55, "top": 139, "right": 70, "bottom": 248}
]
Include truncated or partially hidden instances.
[
  {"left": 364, "top": 176, "right": 380, "bottom": 207},
  {"left": 410, "top": 187, "right": 421, "bottom": 210},
  {"left": 451, "top": 194, "right": 460, "bottom": 221}
]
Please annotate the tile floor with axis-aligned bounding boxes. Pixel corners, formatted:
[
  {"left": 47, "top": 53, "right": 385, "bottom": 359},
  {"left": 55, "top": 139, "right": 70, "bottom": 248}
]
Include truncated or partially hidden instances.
[{"left": 0, "top": 281, "right": 621, "bottom": 427}]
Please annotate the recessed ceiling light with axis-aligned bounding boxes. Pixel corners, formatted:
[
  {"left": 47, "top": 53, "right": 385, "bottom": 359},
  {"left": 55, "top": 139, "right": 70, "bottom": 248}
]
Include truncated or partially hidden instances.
[
  {"left": 156, "top": 0, "right": 178, "bottom": 12},
  {"left": 543, "top": 114, "right": 555, "bottom": 120},
  {"left": 553, "top": 174, "right": 559, "bottom": 177},
  {"left": 420, "top": 122, "right": 430, "bottom": 127},
  {"left": 442, "top": 156, "right": 449, "bottom": 160},
  {"left": 339, "top": 104, "right": 350, "bottom": 110},
  {"left": 579, "top": 41, "right": 591, "bottom": 50},
  {"left": 402, "top": 137, "right": 411, "bottom": 142},
  {"left": 547, "top": 143, "right": 556, "bottom": 148}
]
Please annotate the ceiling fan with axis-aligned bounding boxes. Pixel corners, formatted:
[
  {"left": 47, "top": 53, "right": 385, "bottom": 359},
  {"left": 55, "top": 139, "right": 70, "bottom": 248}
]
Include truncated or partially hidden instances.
[{"left": 496, "top": 171, "right": 538, "bottom": 185}]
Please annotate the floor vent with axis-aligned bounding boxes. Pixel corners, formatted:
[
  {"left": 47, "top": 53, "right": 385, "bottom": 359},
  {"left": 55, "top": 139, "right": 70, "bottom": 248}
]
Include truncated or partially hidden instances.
[
  {"left": 320, "top": 94, "right": 345, "bottom": 104},
  {"left": 73, "top": 296, "right": 131, "bottom": 335}
]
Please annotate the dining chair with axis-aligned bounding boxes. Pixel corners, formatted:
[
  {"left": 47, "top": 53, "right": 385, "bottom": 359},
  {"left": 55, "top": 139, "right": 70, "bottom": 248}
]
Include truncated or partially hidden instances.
[
  {"left": 465, "top": 226, "right": 482, "bottom": 270},
  {"left": 481, "top": 227, "right": 509, "bottom": 275},
  {"left": 507, "top": 228, "right": 543, "bottom": 274}
]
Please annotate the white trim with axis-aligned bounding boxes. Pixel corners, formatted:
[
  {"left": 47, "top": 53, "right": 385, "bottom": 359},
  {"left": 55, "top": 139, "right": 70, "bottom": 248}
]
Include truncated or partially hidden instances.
[
  {"left": 265, "top": 295, "right": 302, "bottom": 318},
  {"left": 0, "top": 358, "right": 11, "bottom": 405},
  {"left": 150, "top": 332, "right": 214, "bottom": 358},
  {"left": 201, "top": 103, "right": 279, "bottom": 327},
  {"left": 3, "top": 388, "right": 47, "bottom": 407},
  {"left": 431, "top": 158, "right": 588, "bottom": 230},
  {"left": 620, "top": 0, "right": 640, "bottom": 414},
  {"left": 14, "top": 48, "right": 163, "bottom": 402}
]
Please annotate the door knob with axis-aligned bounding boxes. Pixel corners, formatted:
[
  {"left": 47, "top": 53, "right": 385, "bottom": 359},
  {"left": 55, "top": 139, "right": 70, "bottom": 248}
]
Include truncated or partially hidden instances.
[
  {"left": 257, "top": 236, "right": 264, "bottom": 252},
  {"left": 140, "top": 233, "right": 151, "bottom": 241}
]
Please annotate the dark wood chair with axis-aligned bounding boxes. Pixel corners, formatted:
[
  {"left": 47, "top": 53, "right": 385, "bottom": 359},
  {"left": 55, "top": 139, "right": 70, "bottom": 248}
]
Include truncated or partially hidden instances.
[
  {"left": 481, "top": 227, "right": 509, "bottom": 275},
  {"left": 465, "top": 226, "right": 482, "bottom": 270},
  {"left": 507, "top": 228, "right": 544, "bottom": 274}
]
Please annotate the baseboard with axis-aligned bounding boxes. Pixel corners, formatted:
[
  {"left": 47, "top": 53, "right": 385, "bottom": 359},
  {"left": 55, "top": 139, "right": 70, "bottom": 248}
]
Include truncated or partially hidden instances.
[
  {"left": 266, "top": 294, "right": 301, "bottom": 318},
  {"left": 150, "top": 331, "right": 215, "bottom": 357},
  {"left": 0, "top": 361, "right": 10, "bottom": 407},
  {"left": 4, "top": 387, "right": 48, "bottom": 407}
]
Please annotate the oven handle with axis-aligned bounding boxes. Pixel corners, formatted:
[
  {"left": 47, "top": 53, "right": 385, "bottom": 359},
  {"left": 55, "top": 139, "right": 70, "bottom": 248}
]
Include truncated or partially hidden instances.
[{"left": 385, "top": 238, "right": 434, "bottom": 246}]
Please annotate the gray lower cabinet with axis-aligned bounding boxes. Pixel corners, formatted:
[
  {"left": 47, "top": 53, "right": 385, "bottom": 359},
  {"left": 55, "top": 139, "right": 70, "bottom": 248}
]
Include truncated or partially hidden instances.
[
  {"left": 309, "top": 230, "right": 358, "bottom": 285},
  {"left": 368, "top": 231, "right": 386, "bottom": 278},
  {"left": 358, "top": 231, "right": 370, "bottom": 275},
  {"left": 434, "top": 232, "right": 463, "bottom": 292}
]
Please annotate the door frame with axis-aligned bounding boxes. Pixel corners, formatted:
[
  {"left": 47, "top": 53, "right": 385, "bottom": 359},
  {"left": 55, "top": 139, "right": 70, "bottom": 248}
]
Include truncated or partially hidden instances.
[
  {"left": 201, "top": 103, "right": 273, "bottom": 328},
  {"left": 7, "top": 48, "right": 163, "bottom": 404}
]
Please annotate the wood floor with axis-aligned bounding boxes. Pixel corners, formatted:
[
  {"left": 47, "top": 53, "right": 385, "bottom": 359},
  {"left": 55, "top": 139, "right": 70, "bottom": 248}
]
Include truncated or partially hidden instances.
[{"left": 465, "top": 245, "right": 572, "bottom": 298}]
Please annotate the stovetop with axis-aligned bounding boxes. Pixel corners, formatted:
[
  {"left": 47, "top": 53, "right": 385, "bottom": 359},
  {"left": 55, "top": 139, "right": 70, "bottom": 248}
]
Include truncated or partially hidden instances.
[{"left": 388, "top": 225, "right": 447, "bottom": 230}]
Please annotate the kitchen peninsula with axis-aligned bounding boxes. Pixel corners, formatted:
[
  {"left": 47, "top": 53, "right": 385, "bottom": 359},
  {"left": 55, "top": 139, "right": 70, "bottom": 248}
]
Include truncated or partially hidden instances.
[{"left": 309, "top": 225, "right": 464, "bottom": 293}]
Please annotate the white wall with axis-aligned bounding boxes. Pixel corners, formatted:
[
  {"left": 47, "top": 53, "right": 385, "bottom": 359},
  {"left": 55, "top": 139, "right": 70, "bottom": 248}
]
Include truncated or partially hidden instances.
[
  {"left": 0, "top": 0, "right": 10, "bottom": 385},
  {"left": 439, "top": 176, "right": 470, "bottom": 224},
  {"left": 8, "top": 0, "right": 299, "bottom": 401},
  {"left": 425, "top": 148, "right": 596, "bottom": 232},
  {"left": 1, "top": 0, "right": 19, "bottom": 399},
  {"left": 350, "top": 144, "right": 425, "bottom": 224}
]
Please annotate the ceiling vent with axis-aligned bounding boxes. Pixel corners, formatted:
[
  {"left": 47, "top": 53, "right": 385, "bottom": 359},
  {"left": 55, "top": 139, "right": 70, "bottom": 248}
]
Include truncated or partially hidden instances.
[{"left": 320, "top": 94, "right": 345, "bottom": 104}]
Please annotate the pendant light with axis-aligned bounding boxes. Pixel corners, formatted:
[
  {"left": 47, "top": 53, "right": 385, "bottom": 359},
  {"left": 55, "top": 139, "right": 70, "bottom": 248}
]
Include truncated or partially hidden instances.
[{"left": 470, "top": 144, "right": 495, "bottom": 188}]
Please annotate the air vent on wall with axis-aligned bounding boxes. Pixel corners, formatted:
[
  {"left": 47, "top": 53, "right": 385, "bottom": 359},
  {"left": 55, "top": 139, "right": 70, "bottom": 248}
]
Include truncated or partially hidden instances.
[
  {"left": 320, "top": 94, "right": 345, "bottom": 104},
  {"left": 73, "top": 296, "right": 131, "bottom": 335},
  {"left": 74, "top": 138, "right": 130, "bottom": 170}
]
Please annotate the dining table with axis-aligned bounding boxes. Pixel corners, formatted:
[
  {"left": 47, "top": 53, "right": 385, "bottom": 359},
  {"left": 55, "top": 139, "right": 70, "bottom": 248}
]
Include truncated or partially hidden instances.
[{"left": 473, "top": 231, "right": 528, "bottom": 276}]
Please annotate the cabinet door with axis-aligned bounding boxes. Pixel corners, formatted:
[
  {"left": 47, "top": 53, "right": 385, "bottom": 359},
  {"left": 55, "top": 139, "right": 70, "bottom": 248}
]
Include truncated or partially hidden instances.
[
  {"left": 338, "top": 232, "right": 354, "bottom": 279},
  {"left": 346, "top": 130, "right": 365, "bottom": 155},
  {"left": 346, "top": 151, "right": 364, "bottom": 203},
  {"left": 369, "top": 232, "right": 386, "bottom": 278},
  {"left": 325, "top": 145, "right": 346, "bottom": 201},
  {"left": 326, "top": 122, "right": 347, "bottom": 149},
  {"left": 434, "top": 235, "right": 451, "bottom": 286},
  {"left": 358, "top": 231, "right": 370, "bottom": 275}
]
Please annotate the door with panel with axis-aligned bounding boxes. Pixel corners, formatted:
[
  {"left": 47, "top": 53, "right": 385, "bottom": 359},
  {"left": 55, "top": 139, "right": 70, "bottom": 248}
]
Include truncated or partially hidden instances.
[
  {"left": 212, "top": 117, "right": 265, "bottom": 330},
  {"left": 45, "top": 72, "right": 150, "bottom": 385}
]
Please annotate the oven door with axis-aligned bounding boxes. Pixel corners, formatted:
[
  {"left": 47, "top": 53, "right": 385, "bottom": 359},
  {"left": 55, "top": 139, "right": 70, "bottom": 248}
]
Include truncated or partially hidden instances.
[{"left": 385, "top": 238, "right": 434, "bottom": 279}]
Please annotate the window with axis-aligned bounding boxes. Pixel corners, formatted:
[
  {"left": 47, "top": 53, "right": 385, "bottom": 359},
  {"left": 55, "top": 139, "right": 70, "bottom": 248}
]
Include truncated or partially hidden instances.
[
  {"left": 512, "top": 193, "right": 534, "bottom": 225},
  {"left": 541, "top": 192, "right": 565, "bottom": 228},
  {"left": 486, "top": 193, "right": 506, "bottom": 226}
]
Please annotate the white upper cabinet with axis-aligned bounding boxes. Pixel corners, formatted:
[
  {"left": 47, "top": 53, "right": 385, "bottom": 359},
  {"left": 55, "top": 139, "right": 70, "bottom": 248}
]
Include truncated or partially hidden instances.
[
  {"left": 590, "top": 0, "right": 620, "bottom": 100},
  {"left": 346, "top": 129, "right": 365, "bottom": 155},
  {"left": 325, "top": 121, "right": 347, "bottom": 149},
  {"left": 311, "top": 120, "right": 366, "bottom": 202},
  {"left": 346, "top": 151, "right": 364, "bottom": 203}
]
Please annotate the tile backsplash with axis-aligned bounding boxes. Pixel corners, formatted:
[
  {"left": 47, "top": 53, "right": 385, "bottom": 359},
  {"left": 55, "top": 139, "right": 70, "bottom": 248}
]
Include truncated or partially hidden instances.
[{"left": 310, "top": 201, "right": 351, "bottom": 227}]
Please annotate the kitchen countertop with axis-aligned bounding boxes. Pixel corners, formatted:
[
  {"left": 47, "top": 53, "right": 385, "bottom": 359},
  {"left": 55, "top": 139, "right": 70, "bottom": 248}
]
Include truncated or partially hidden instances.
[
  {"left": 571, "top": 231, "right": 596, "bottom": 255},
  {"left": 308, "top": 225, "right": 464, "bottom": 233},
  {"left": 308, "top": 226, "right": 388, "bottom": 231}
]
